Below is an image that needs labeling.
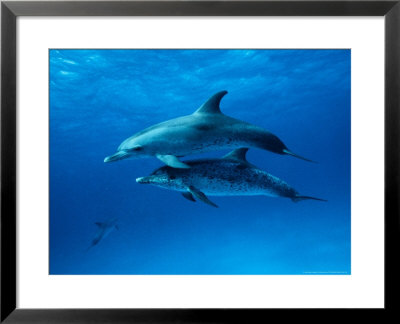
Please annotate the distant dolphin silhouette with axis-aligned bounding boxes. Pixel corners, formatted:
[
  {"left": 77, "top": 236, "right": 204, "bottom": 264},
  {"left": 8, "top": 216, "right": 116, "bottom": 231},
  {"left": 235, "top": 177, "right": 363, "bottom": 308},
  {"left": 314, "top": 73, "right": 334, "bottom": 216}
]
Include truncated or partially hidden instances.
[
  {"left": 136, "top": 148, "right": 326, "bottom": 208},
  {"left": 104, "top": 91, "right": 314, "bottom": 168},
  {"left": 86, "top": 217, "right": 119, "bottom": 251}
]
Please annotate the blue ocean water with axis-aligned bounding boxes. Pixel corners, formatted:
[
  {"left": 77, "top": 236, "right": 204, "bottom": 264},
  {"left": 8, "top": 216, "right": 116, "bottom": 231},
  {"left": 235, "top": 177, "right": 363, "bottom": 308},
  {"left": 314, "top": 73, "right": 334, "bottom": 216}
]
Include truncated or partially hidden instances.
[{"left": 49, "top": 49, "right": 350, "bottom": 275}]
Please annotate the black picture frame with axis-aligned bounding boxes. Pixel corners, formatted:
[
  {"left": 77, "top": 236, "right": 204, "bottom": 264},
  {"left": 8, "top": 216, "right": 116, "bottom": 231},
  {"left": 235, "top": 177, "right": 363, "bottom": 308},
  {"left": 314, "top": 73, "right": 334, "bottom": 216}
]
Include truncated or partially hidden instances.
[{"left": 1, "top": 0, "right": 399, "bottom": 322}]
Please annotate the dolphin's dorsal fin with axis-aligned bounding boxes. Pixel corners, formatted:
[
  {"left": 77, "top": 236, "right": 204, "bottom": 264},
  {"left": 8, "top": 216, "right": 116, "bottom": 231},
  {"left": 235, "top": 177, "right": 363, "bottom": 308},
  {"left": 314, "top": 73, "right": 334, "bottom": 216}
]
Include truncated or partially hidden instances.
[
  {"left": 222, "top": 148, "right": 249, "bottom": 162},
  {"left": 194, "top": 91, "right": 228, "bottom": 115},
  {"left": 95, "top": 222, "right": 105, "bottom": 228}
]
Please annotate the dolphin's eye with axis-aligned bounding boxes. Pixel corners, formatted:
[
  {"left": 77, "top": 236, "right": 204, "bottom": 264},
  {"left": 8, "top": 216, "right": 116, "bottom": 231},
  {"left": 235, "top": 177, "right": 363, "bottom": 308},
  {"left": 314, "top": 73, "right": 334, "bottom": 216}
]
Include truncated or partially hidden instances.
[{"left": 131, "top": 146, "right": 142, "bottom": 151}]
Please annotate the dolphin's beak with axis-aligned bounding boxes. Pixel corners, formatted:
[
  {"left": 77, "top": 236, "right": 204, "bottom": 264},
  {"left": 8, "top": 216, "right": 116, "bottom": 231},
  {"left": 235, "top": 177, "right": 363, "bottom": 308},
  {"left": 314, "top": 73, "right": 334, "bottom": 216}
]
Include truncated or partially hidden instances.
[
  {"left": 136, "top": 176, "right": 152, "bottom": 184},
  {"left": 104, "top": 151, "right": 130, "bottom": 163}
]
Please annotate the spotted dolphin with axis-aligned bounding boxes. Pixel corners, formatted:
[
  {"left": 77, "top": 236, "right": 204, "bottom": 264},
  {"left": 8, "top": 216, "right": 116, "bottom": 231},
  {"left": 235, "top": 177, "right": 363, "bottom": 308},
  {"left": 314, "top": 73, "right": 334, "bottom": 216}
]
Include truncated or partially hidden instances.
[
  {"left": 86, "top": 217, "right": 119, "bottom": 251},
  {"left": 104, "top": 91, "right": 314, "bottom": 168},
  {"left": 136, "top": 148, "right": 326, "bottom": 208}
]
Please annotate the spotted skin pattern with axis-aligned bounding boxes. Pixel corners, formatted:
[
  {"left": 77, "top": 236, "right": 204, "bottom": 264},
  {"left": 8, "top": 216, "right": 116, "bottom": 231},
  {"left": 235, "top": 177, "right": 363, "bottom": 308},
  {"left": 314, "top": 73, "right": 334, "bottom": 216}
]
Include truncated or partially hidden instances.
[{"left": 147, "top": 158, "right": 298, "bottom": 199}]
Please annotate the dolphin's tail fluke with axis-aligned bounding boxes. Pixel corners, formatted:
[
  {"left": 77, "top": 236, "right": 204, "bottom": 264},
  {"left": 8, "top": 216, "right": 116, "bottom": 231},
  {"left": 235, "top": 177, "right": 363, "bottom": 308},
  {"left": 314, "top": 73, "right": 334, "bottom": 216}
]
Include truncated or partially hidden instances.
[
  {"left": 282, "top": 149, "right": 316, "bottom": 163},
  {"left": 85, "top": 245, "right": 94, "bottom": 253},
  {"left": 292, "top": 195, "right": 327, "bottom": 202}
]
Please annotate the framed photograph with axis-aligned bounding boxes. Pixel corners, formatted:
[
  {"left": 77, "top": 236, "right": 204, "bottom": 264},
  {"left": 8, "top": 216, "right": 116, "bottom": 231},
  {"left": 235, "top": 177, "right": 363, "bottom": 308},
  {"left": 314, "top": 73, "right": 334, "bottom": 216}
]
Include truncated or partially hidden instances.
[{"left": 1, "top": 0, "right": 399, "bottom": 322}]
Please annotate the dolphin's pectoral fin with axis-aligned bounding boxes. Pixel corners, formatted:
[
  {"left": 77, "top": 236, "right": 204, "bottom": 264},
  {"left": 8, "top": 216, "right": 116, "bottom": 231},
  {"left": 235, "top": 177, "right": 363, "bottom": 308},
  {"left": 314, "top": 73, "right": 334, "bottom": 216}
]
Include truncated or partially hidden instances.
[
  {"left": 156, "top": 154, "right": 190, "bottom": 169},
  {"left": 182, "top": 191, "right": 196, "bottom": 202},
  {"left": 188, "top": 186, "right": 218, "bottom": 208}
]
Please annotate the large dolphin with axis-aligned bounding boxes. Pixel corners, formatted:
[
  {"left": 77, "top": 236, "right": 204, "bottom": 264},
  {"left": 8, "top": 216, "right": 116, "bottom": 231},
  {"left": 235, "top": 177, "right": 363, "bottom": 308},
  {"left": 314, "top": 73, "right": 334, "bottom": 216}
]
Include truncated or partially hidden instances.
[
  {"left": 136, "top": 148, "right": 326, "bottom": 208},
  {"left": 104, "top": 91, "right": 313, "bottom": 168},
  {"left": 86, "top": 217, "right": 119, "bottom": 251}
]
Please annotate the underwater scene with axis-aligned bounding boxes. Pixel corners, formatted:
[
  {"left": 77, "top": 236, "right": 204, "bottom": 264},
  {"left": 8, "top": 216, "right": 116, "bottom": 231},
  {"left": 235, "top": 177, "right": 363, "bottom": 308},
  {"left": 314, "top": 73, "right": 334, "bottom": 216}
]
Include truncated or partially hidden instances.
[{"left": 49, "top": 49, "right": 350, "bottom": 275}]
